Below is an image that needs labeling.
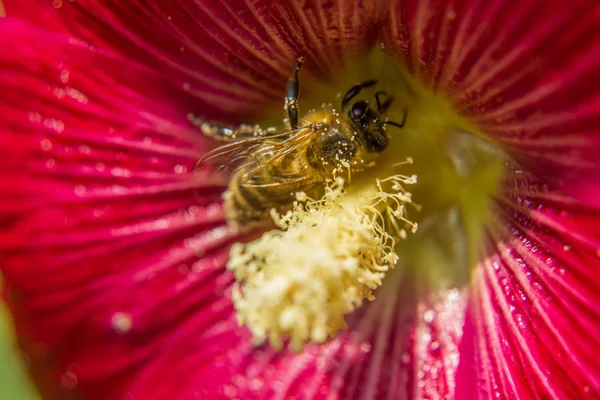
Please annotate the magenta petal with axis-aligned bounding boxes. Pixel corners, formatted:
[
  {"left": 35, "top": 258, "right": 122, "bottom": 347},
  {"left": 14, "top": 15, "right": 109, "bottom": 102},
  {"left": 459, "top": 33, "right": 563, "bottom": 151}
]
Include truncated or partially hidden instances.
[
  {"left": 453, "top": 167, "right": 600, "bottom": 400},
  {"left": 121, "top": 270, "right": 467, "bottom": 400},
  {"left": 9, "top": 0, "right": 386, "bottom": 119},
  {"left": 0, "top": 19, "right": 249, "bottom": 399},
  {"left": 2, "top": 0, "right": 68, "bottom": 33},
  {"left": 382, "top": 0, "right": 600, "bottom": 206},
  {"left": 384, "top": 3, "right": 600, "bottom": 398}
]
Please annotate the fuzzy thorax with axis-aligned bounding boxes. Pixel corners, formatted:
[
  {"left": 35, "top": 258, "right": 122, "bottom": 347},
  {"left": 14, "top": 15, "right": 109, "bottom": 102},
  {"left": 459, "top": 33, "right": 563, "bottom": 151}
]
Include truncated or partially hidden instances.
[{"left": 227, "top": 170, "right": 417, "bottom": 351}]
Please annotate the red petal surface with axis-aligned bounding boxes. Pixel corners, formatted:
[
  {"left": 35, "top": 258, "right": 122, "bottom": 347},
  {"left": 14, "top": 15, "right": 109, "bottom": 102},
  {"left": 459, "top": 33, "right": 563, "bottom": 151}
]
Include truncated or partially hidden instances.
[
  {"left": 0, "top": 19, "right": 248, "bottom": 399},
  {"left": 383, "top": 1, "right": 600, "bottom": 398},
  {"left": 2, "top": 0, "right": 67, "bottom": 33},
  {"left": 123, "top": 271, "right": 467, "bottom": 400},
  {"left": 5, "top": 0, "right": 386, "bottom": 119},
  {"left": 0, "top": 2, "right": 390, "bottom": 398},
  {"left": 454, "top": 165, "right": 600, "bottom": 400},
  {"left": 3, "top": 1, "right": 600, "bottom": 399},
  {"left": 383, "top": 0, "right": 600, "bottom": 207}
]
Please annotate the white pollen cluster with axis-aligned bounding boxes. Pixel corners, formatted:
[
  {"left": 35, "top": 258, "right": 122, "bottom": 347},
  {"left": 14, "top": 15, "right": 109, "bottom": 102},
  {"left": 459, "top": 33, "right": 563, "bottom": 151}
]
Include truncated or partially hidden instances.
[{"left": 227, "top": 173, "right": 418, "bottom": 351}]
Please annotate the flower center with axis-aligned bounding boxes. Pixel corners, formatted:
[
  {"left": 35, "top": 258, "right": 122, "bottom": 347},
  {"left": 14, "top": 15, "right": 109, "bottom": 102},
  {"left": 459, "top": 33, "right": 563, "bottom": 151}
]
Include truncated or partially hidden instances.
[{"left": 226, "top": 51, "right": 506, "bottom": 350}]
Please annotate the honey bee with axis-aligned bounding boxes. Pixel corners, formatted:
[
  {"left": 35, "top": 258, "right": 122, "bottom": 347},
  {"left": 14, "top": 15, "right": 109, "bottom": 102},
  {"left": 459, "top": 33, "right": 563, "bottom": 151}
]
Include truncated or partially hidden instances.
[{"left": 194, "top": 58, "right": 407, "bottom": 226}]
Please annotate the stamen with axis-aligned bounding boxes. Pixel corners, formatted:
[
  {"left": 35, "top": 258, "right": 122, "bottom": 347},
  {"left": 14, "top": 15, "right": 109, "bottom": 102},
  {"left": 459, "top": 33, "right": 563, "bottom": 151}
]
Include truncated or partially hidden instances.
[{"left": 227, "top": 173, "right": 417, "bottom": 351}]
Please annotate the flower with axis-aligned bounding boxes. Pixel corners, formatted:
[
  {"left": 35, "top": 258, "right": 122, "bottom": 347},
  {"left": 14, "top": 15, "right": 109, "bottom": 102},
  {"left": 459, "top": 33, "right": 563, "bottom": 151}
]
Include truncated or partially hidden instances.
[{"left": 1, "top": 1, "right": 600, "bottom": 400}]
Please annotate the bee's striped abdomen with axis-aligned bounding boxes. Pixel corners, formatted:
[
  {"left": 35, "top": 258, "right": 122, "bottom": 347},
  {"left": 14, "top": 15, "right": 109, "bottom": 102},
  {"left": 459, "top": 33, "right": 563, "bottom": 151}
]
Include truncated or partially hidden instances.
[{"left": 224, "top": 166, "right": 296, "bottom": 224}]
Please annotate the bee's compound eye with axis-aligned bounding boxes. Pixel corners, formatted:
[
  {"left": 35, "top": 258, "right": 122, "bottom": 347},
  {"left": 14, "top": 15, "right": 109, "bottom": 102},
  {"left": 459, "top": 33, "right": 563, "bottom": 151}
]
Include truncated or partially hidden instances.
[{"left": 350, "top": 101, "right": 369, "bottom": 120}]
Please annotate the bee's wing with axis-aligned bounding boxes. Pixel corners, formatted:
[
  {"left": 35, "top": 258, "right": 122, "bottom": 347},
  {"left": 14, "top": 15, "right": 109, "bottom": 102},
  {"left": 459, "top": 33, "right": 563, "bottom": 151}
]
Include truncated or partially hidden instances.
[
  {"left": 196, "top": 125, "right": 317, "bottom": 172},
  {"left": 241, "top": 170, "right": 321, "bottom": 203},
  {"left": 238, "top": 130, "right": 323, "bottom": 198}
]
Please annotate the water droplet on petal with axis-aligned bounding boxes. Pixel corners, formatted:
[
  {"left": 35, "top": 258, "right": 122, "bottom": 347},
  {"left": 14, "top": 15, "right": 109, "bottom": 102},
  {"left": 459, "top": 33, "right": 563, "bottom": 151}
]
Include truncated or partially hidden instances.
[
  {"left": 44, "top": 118, "right": 64, "bottom": 133},
  {"left": 74, "top": 185, "right": 86, "bottom": 196},
  {"left": 60, "top": 372, "right": 77, "bottom": 389},
  {"left": 40, "top": 139, "right": 53, "bottom": 151},
  {"left": 111, "top": 312, "right": 133, "bottom": 334},
  {"left": 53, "top": 87, "right": 65, "bottom": 99},
  {"left": 29, "top": 111, "right": 42, "bottom": 123},
  {"left": 359, "top": 342, "right": 371, "bottom": 353},
  {"left": 423, "top": 309, "right": 435, "bottom": 323},
  {"left": 60, "top": 69, "right": 69, "bottom": 83},
  {"left": 222, "top": 385, "right": 237, "bottom": 398},
  {"left": 401, "top": 352, "right": 410, "bottom": 364}
]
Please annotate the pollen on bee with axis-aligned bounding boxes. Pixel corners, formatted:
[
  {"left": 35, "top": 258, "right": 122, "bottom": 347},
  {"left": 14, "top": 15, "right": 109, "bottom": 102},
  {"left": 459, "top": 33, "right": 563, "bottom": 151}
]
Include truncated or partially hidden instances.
[
  {"left": 294, "top": 191, "right": 308, "bottom": 202},
  {"left": 227, "top": 170, "right": 418, "bottom": 351}
]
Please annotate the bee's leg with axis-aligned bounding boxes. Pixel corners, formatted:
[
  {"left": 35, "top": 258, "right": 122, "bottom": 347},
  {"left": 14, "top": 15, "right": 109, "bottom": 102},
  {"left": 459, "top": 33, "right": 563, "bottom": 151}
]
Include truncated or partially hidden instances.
[
  {"left": 387, "top": 109, "right": 409, "bottom": 129},
  {"left": 374, "top": 91, "right": 407, "bottom": 129},
  {"left": 341, "top": 80, "right": 378, "bottom": 109},
  {"left": 375, "top": 91, "right": 393, "bottom": 112},
  {"left": 188, "top": 114, "right": 265, "bottom": 141},
  {"left": 284, "top": 57, "right": 304, "bottom": 130}
]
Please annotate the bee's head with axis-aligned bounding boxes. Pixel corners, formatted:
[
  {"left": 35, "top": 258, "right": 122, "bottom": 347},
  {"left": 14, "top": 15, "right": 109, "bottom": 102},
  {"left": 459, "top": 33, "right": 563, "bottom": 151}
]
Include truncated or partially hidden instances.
[
  {"left": 341, "top": 81, "right": 406, "bottom": 154},
  {"left": 347, "top": 100, "right": 389, "bottom": 153}
]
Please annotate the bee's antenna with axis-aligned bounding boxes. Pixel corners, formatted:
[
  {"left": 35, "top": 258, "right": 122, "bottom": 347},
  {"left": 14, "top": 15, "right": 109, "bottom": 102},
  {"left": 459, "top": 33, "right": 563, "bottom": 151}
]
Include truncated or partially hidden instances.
[
  {"left": 341, "top": 80, "right": 378, "bottom": 109},
  {"left": 386, "top": 109, "right": 408, "bottom": 129}
]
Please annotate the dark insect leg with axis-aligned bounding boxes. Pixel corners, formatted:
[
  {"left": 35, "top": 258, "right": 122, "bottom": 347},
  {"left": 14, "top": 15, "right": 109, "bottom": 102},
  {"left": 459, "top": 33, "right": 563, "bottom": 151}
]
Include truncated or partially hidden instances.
[
  {"left": 189, "top": 114, "right": 264, "bottom": 142},
  {"left": 284, "top": 57, "right": 304, "bottom": 130},
  {"left": 341, "top": 80, "right": 378, "bottom": 109},
  {"left": 387, "top": 109, "right": 409, "bottom": 129},
  {"left": 375, "top": 91, "right": 393, "bottom": 112}
]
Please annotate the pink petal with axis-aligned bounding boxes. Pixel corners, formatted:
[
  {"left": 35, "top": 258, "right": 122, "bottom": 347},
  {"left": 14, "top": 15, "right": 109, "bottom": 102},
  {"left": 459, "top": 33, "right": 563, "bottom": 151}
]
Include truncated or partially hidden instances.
[
  {"left": 6, "top": 0, "right": 386, "bottom": 118},
  {"left": 384, "top": 3, "right": 600, "bottom": 396},
  {"left": 454, "top": 165, "right": 600, "bottom": 400},
  {"left": 0, "top": 1, "right": 389, "bottom": 396},
  {"left": 381, "top": 1, "right": 600, "bottom": 396},
  {"left": 382, "top": 0, "right": 600, "bottom": 207},
  {"left": 2, "top": 0, "right": 67, "bottom": 33},
  {"left": 0, "top": 19, "right": 248, "bottom": 399},
  {"left": 122, "top": 271, "right": 468, "bottom": 400},
  {"left": 5, "top": 2, "right": 600, "bottom": 400}
]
